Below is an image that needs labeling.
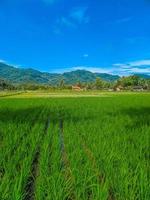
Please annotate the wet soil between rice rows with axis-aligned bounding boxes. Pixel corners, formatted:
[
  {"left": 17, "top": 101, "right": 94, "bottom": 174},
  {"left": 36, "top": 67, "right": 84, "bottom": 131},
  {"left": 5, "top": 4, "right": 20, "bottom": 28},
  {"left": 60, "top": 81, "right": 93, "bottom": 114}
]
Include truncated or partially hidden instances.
[
  {"left": 0, "top": 111, "right": 41, "bottom": 180},
  {"left": 23, "top": 117, "right": 50, "bottom": 200}
]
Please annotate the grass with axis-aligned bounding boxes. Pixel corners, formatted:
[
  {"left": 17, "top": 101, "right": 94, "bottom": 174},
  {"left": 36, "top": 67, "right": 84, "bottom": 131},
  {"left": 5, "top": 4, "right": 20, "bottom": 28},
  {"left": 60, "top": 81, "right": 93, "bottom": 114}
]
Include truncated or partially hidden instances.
[
  {"left": 0, "top": 93, "right": 150, "bottom": 200},
  {"left": 0, "top": 90, "right": 149, "bottom": 98}
]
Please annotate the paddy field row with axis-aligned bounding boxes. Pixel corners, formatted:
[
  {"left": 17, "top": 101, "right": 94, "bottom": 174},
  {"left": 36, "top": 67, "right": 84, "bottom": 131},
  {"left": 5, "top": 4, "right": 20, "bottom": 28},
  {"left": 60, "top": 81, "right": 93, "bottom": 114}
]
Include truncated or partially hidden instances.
[{"left": 0, "top": 94, "right": 150, "bottom": 200}]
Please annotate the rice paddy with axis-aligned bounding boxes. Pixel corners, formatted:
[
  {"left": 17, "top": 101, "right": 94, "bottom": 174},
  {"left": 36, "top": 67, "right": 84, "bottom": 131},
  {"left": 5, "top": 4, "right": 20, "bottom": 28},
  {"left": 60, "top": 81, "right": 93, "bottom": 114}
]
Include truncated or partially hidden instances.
[{"left": 0, "top": 93, "right": 150, "bottom": 200}]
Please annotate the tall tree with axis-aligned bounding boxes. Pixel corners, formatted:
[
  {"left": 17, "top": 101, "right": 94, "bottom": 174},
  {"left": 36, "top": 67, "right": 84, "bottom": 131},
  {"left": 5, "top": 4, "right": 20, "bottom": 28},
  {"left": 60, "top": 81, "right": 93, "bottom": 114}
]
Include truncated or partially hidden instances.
[
  {"left": 94, "top": 77, "right": 104, "bottom": 89},
  {"left": 59, "top": 79, "right": 65, "bottom": 89}
]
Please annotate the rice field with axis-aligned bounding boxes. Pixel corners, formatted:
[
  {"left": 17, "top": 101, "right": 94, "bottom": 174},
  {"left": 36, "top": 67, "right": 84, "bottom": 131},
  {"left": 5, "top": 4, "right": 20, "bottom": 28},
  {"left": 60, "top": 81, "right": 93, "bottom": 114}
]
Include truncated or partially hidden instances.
[{"left": 0, "top": 93, "right": 150, "bottom": 200}]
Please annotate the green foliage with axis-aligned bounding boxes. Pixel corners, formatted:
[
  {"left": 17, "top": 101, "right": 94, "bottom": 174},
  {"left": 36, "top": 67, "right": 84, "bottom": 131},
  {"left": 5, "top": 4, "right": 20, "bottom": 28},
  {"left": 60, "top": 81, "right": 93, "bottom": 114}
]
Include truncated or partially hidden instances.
[
  {"left": 0, "top": 94, "right": 150, "bottom": 199},
  {"left": 0, "top": 79, "right": 15, "bottom": 90},
  {"left": 94, "top": 77, "right": 104, "bottom": 89},
  {"left": 117, "top": 75, "right": 140, "bottom": 87},
  {"left": 113, "top": 75, "right": 150, "bottom": 90},
  {"left": 59, "top": 79, "right": 65, "bottom": 89},
  {"left": 1, "top": 62, "right": 150, "bottom": 91}
]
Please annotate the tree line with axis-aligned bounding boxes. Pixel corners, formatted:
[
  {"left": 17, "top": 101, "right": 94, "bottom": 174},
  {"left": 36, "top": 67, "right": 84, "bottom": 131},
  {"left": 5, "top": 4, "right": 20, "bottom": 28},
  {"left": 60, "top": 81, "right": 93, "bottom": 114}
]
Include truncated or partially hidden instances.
[{"left": 0, "top": 75, "right": 150, "bottom": 91}]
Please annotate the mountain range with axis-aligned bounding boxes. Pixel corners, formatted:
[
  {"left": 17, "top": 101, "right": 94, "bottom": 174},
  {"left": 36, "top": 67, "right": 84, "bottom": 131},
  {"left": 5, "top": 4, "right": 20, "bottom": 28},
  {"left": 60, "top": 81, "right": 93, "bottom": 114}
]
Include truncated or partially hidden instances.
[
  {"left": 0, "top": 62, "right": 120, "bottom": 85},
  {"left": 0, "top": 62, "right": 149, "bottom": 85}
]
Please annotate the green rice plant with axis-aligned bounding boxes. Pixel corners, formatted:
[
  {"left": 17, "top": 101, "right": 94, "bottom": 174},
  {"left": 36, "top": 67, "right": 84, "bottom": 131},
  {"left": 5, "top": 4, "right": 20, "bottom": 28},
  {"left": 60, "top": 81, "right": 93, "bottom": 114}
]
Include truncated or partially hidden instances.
[{"left": 0, "top": 93, "right": 149, "bottom": 200}]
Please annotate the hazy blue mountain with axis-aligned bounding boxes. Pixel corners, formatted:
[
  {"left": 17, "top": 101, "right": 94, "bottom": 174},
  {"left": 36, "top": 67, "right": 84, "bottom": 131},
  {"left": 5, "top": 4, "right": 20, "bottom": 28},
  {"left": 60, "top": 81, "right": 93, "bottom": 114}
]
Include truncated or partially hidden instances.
[
  {"left": 0, "top": 62, "right": 121, "bottom": 85},
  {"left": 133, "top": 74, "right": 150, "bottom": 79}
]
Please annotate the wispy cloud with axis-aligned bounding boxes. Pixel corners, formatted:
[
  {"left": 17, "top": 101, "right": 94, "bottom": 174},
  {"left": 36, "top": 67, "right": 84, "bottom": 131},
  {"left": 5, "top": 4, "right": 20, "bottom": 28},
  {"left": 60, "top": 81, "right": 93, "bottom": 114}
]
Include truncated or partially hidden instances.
[
  {"left": 72, "top": 66, "right": 110, "bottom": 73},
  {"left": 64, "top": 59, "right": 150, "bottom": 75},
  {"left": 125, "top": 67, "right": 150, "bottom": 74},
  {"left": 112, "top": 67, "right": 150, "bottom": 76},
  {"left": 113, "top": 59, "right": 150, "bottom": 75},
  {"left": 114, "top": 17, "right": 132, "bottom": 24},
  {"left": 128, "top": 60, "right": 150, "bottom": 67},
  {"left": 50, "top": 66, "right": 110, "bottom": 74},
  {"left": 0, "top": 59, "right": 20, "bottom": 68},
  {"left": 56, "top": 17, "right": 77, "bottom": 29},
  {"left": 114, "top": 59, "right": 150, "bottom": 68},
  {"left": 50, "top": 58, "right": 150, "bottom": 75},
  {"left": 70, "top": 7, "right": 89, "bottom": 24},
  {"left": 1, "top": 57, "right": 149, "bottom": 76},
  {"left": 53, "top": 6, "right": 89, "bottom": 33},
  {"left": 0, "top": 59, "right": 6, "bottom": 63}
]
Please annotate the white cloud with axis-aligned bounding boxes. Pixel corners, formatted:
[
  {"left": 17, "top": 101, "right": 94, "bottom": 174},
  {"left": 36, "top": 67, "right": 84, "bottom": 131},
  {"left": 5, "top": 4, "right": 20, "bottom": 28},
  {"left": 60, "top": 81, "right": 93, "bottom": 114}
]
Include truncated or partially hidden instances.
[
  {"left": 113, "top": 63, "right": 131, "bottom": 69},
  {"left": 0, "top": 59, "right": 20, "bottom": 68},
  {"left": 127, "top": 67, "right": 150, "bottom": 74},
  {"left": 49, "top": 66, "right": 111, "bottom": 74},
  {"left": 114, "top": 59, "right": 150, "bottom": 68},
  {"left": 0, "top": 59, "right": 6, "bottom": 63},
  {"left": 128, "top": 60, "right": 150, "bottom": 67},
  {"left": 71, "top": 59, "right": 150, "bottom": 76},
  {"left": 1, "top": 57, "right": 149, "bottom": 76},
  {"left": 113, "top": 59, "right": 150, "bottom": 75},
  {"left": 50, "top": 60, "right": 150, "bottom": 76},
  {"left": 123, "top": 67, "right": 149, "bottom": 74},
  {"left": 72, "top": 66, "right": 111, "bottom": 74}
]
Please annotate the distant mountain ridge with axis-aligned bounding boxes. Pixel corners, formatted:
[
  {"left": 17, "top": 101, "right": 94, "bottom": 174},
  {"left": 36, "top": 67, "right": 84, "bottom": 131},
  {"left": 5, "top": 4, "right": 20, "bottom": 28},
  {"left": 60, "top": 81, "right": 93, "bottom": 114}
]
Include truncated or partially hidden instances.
[
  {"left": 134, "top": 73, "right": 150, "bottom": 79},
  {"left": 0, "top": 62, "right": 120, "bottom": 85},
  {"left": 0, "top": 62, "right": 149, "bottom": 85}
]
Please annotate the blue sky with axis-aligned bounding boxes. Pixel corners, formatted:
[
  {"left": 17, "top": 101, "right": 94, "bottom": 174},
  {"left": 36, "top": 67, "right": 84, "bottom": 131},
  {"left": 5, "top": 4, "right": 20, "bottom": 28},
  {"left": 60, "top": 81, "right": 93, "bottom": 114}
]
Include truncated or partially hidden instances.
[{"left": 0, "top": 0, "right": 150, "bottom": 75}]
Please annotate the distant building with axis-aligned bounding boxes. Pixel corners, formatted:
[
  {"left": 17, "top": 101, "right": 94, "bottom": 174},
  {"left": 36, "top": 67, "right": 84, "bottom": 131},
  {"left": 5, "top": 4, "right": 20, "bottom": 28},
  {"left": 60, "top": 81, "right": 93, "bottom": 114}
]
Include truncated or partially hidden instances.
[
  {"left": 114, "top": 85, "right": 124, "bottom": 91},
  {"left": 132, "top": 86, "right": 144, "bottom": 91},
  {"left": 108, "top": 89, "right": 113, "bottom": 92},
  {"left": 72, "top": 86, "right": 82, "bottom": 91}
]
